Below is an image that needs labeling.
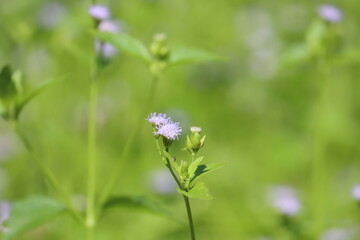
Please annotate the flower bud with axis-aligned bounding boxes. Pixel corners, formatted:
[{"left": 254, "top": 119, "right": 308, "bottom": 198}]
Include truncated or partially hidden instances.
[
  {"left": 150, "top": 33, "right": 170, "bottom": 61},
  {"left": 186, "top": 126, "right": 206, "bottom": 155},
  {"left": 179, "top": 160, "right": 189, "bottom": 183}
]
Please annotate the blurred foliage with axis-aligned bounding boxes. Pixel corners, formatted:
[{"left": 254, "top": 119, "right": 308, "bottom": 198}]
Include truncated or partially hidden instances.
[{"left": 1, "top": 0, "right": 360, "bottom": 239}]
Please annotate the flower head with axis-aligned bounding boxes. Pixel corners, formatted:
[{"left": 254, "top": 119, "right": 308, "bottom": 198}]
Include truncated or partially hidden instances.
[
  {"left": 318, "top": 4, "right": 342, "bottom": 23},
  {"left": 154, "top": 121, "right": 182, "bottom": 140},
  {"left": 146, "top": 112, "right": 170, "bottom": 126},
  {"left": 190, "top": 126, "right": 202, "bottom": 133},
  {"left": 269, "top": 186, "right": 301, "bottom": 216},
  {"left": 88, "top": 5, "right": 110, "bottom": 20}
]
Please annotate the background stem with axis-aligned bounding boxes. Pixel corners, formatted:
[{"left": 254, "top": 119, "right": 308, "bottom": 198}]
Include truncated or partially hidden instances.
[
  {"left": 86, "top": 79, "right": 98, "bottom": 228},
  {"left": 87, "top": 1, "right": 99, "bottom": 232},
  {"left": 98, "top": 74, "right": 159, "bottom": 206},
  {"left": 14, "top": 124, "right": 84, "bottom": 225}
]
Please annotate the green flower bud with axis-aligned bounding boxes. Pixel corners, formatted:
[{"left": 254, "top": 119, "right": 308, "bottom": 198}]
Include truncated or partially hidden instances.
[
  {"left": 179, "top": 160, "right": 189, "bottom": 183},
  {"left": 150, "top": 33, "right": 170, "bottom": 61},
  {"left": 162, "top": 137, "right": 173, "bottom": 150},
  {"left": 186, "top": 126, "right": 206, "bottom": 155}
]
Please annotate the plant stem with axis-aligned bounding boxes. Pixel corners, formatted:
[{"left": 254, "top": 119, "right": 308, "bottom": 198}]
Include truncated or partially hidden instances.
[
  {"left": 86, "top": 79, "right": 98, "bottom": 229},
  {"left": 87, "top": 5, "right": 99, "bottom": 232},
  {"left": 13, "top": 123, "right": 84, "bottom": 225},
  {"left": 183, "top": 195, "right": 196, "bottom": 240},
  {"left": 98, "top": 74, "right": 159, "bottom": 206},
  {"left": 312, "top": 59, "right": 330, "bottom": 237}
]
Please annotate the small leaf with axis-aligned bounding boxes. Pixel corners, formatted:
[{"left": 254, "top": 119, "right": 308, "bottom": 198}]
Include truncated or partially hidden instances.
[
  {"left": 95, "top": 31, "right": 151, "bottom": 62},
  {"left": 102, "top": 195, "right": 182, "bottom": 223},
  {"left": 282, "top": 44, "right": 311, "bottom": 67},
  {"left": 306, "top": 20, "right": 327, "bottom": 55},
  {"left": 177, "top": 182, "right": 212, "bottom": 200},
  {"left": 169, "top": 45, "right": 223, "bottom": 66},
  {"left": 5, "top": 197, "right": 66, "bottom": 240},
  {"left": 188, "top": 156, "right": 204, "bottom": 180},
  {"left": 12, "top": 70, "right": 23, "bottom": 95},
  {"left": 191, "top": 162, "right": 225, "bottom": 183},
  {"left": 0, "top": 65, "right": 17, "bottom": 101},
  {"left": 14, "top": 75, "right": 66, "bottom": 119},
  {"left": 162, "top": 150, "right": 173, "bottom": 161}
]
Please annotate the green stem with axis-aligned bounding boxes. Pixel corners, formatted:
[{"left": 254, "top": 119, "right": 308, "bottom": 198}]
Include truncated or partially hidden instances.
[
  {"left": 86, "top": 79, "right": 98, "bottom": 228},
  {"left": 87, "top": 6, "right": 99, "bottom": 232},
  {"left": 98, "top": 74, "right": 159, "bottom": 206},
  {"left": 162, "top": 143, "right": 181, "bottom": 188},
  {"left": 312, "top": 59, "right": 330, "bottom": 237},
  {"left": 13, "top": 123, "right": 84, "bottom": 225},
  {"left": 183, "top": 195, "right": 196, "bottom": 240}
]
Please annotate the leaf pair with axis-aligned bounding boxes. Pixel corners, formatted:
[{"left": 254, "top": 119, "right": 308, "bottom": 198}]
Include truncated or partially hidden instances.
[
  {"left": 94, "top": 31, "right": 223, "bottom": 67},
  {"left": 5, "top": 195, "right": 180, "bottom": 239},
  {"left": 163, "top": 150, "right": 223, "bottom": 200}
]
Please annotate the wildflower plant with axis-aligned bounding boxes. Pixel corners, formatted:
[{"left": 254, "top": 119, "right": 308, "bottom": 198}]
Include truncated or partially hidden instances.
[
  {"left": 147, "top": 113, "right": 222, "bottom": 240},
  {"left": 0, "top": 1, "right": 222, "bottom": 239}
]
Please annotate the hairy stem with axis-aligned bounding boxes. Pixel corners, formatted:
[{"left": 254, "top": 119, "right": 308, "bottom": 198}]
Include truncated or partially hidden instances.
[{"left": 183, "top": 195, "right": 196, "bottom": 240}]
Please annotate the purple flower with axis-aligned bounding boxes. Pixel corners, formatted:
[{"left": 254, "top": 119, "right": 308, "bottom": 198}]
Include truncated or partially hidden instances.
[
  {"left": 352, "top": 185, "right": 360, "bottom": 201},
  {"left": 154, "top": 121, "right": 182, "bottom": 140},
  {"left": 269, "top": 186, "right": 301, "bottom": 216},
  {"left": 318, "top": 4, "right": 343, "bottom": 23},
  {"left": 98, "top": 20, "right": 121, "bottom": 33},
  {"left": 146, "top": 112, "right": 170, "bottom": 126},
  {"left": 95, "top": 41, "right": 118, "bottom": 59},
  {"left": 88, "top": 5, "right": 110, "bottom": 20}
]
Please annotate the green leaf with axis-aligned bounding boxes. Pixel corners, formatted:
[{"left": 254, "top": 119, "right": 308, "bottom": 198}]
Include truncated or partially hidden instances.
[
  {"left": 169, "top": 45, "right": 223, "bottom": 66},
  {"left": 95, "top": 31, "right": 151, "bottom": 63},
  {"left": 0, "top": 65, "right": 17, "bottom": 101},
  {"left": 5, "top": 197, "right": 66, "bottom": 240},
  {"left": 14, "top": 75, "right": 66, "bottom": 119},
  {"left": 191, "top": 162, "right": 225, "bottom": 183},
  {"left": 12, "top": 70, "right": 23, "bottom": 94},
  {"left": 282, "top": 44, "right": 311, "bottom": 67},
  {"left": 102, "top": 195, "right": 182, "bottom": 223},
  {"left": 306, "top": 20, "right": 327, "bottom": 55},
  {"left": 188, "top": 156, "right": 203, "bottom": 180},
  {"left": 177, "top": 182, "right": 212, "bottom": 200}
]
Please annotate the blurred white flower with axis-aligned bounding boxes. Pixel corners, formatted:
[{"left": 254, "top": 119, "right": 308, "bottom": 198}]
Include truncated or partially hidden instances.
[
  {"left": 269, "top": 185, "right": 301, "bottom": 216},
  {"left": 321, "top": 228, "right": 355, "bottom": 240},
  {"left": 0, "top": 134, "right": 18, "bottom": 161},
  {"left": 148, "top": 169, "right": 177, "bottom": 195},
  {"left": 352, "top": 185, "right": 360, "bottom": 201},
  {"left": 37, "top": 1, "right": 67, "bottom": 30}
]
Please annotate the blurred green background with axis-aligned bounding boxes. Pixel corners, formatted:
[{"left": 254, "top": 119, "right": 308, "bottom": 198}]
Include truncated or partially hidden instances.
[{"left": 1, "top": 0, "right": 360, "bottom": 239}]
